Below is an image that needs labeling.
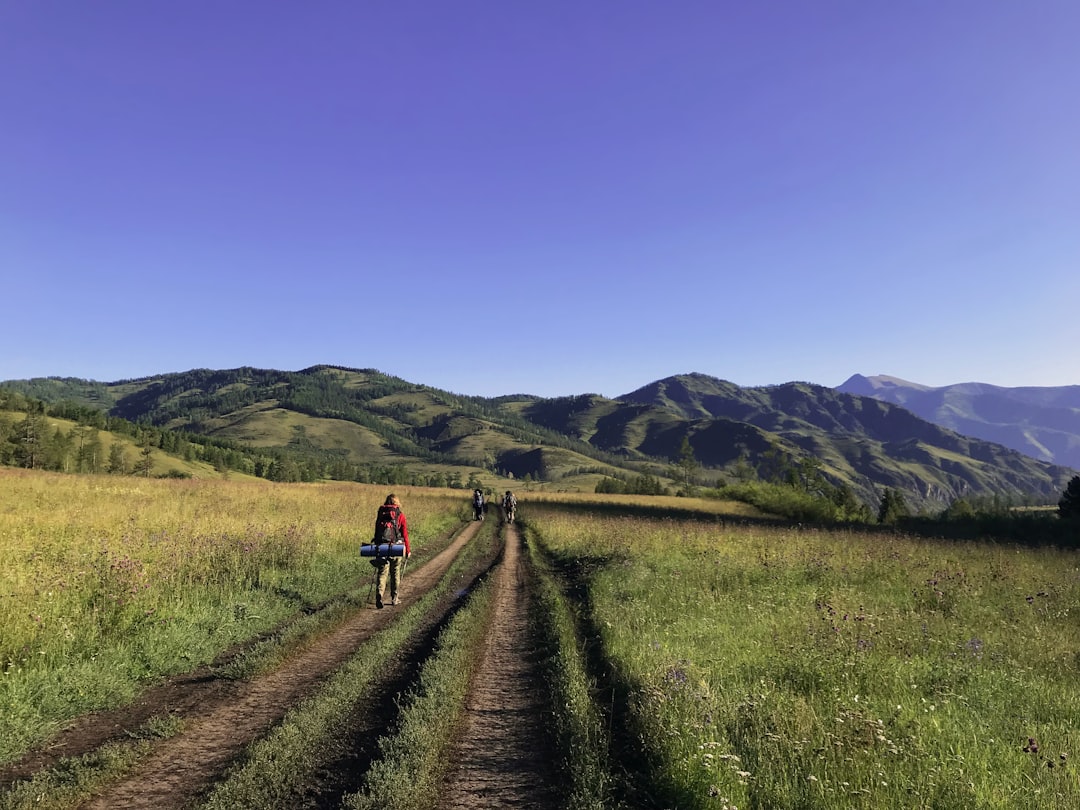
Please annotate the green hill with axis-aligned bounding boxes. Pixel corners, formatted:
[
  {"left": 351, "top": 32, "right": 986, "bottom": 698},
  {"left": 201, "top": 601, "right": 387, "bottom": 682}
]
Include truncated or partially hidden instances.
[
  {"left": 2, "top": 367, "right": 1074, "bottom": 508},
  {"left": 0, "top": 367, "right": 645, "bottom": 490},
  {"left": 615, "top": 374, "right": 1076, "bottom": 505}
]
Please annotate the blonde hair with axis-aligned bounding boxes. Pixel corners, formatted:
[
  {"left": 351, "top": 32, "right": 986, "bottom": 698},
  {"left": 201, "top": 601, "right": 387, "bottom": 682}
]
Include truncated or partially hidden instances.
[{"left": 385, "top": 494, "right": 400, "bottom": 506}]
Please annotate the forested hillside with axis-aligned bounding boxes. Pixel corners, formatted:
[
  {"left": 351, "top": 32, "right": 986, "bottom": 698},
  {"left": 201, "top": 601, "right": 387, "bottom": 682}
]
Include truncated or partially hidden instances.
[
  {"left": 2, "top": 366, "right": 1074, "bottom": 510},
  {"left": 0, "top": 367, "right": 651, "bottom": 488},
  {"left": 611, "top": 373, "right": 1076, "bottom": 505},
  {"left": 0, "top": 388, "right": 258, "bottom": 480}
]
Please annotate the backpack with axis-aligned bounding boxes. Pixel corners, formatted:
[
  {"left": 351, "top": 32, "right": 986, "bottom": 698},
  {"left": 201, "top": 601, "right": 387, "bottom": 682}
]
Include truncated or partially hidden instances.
[
  {"left": 473, "top": 491, "right": 484, "bottom": 507},
  {"left": 374, "top": 504, "right": 401, "bottom": 543}
]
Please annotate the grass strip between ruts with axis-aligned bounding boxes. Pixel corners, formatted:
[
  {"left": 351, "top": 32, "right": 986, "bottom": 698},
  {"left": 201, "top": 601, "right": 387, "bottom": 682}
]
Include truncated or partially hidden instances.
[{"left": 341, "top": 561, "right": 498, "bottom": 809}]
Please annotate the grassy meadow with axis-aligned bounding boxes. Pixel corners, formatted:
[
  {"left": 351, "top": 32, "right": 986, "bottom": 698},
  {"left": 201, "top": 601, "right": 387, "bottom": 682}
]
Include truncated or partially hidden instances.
[
  {"left": 0, "top": 469, "right": 465, "bottom": 766},
  {"left": 526, "top": 503, "right": 1080, "bottom": 809},
  {"left": 5, "top": 467, "right": 1079, "bottom": 809}
]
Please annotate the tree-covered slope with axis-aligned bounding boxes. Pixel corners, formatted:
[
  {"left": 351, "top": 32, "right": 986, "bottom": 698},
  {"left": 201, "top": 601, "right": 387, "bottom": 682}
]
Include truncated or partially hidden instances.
[
  {"left": 3, "top": 367, "right": 1074, "bottom": 507},
  {"left": 610, "top": 374, "right": 1076, "bottom": 504},
  {"left": 0, "top": 367, "right": 647, "bottom": 487}
]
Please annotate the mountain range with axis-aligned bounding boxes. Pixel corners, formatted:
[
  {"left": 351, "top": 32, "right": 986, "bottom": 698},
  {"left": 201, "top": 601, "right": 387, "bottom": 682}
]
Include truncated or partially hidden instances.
[
  {"left": 2, "top": 366, "right": 1076, "bottom": 509},
  {"left": 837, "top": 374, "right": 1080, "bottom": 471}
]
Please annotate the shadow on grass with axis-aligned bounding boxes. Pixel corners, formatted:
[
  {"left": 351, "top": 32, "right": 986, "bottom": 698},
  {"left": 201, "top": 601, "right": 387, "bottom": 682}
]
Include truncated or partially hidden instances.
[
  {"left": 545, "top": 499, "right": 1080, "bottom": 549},
  {"left": 538, "top": 544, "right": 688, "bottom": 809}
]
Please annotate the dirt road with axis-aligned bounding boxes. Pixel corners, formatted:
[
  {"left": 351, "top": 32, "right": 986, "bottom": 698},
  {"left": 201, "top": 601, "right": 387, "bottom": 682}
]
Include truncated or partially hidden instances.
[
  {"left": 4, "top": 517, "right": 573, "bottom": 809},
  {"left": 439, "top": 523, "right": 559, "bottom": 809},
  {"left": 77, "top": 521, "right": 485, "bottom": 810}
]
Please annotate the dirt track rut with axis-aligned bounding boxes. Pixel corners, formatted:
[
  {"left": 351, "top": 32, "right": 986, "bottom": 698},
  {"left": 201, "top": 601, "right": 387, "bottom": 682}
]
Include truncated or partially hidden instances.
[{"left": 439, "top": 523, "right": 559, "bottom": 809}]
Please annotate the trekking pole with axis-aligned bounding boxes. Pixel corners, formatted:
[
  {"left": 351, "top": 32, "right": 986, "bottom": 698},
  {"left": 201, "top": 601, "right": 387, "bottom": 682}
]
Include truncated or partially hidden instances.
[{"left": 366, "top": 564, "right": 377, "bottom": 604}]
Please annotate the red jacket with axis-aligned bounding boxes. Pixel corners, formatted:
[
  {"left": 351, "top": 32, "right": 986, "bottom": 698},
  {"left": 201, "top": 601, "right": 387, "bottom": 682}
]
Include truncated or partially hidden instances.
[{"left": 374, "top": 505, "right": 410, "bottom": 556}]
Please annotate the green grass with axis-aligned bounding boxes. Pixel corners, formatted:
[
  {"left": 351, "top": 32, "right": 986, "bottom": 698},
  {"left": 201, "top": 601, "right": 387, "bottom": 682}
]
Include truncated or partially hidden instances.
[
  {"left": 529, "top": 504, "right": 1080, "bottom": 809},
  {"left": 209, "top": 407, "right": 392, "bottom": 460},
  {"left": 525, "top": 525, "right": 612, "bottom": 809},
  {"left": 9, "top": 477, "right": 1078, "bottom": 808},
  {"left": 0, "top": 473, "right": 464, "bottom": 766},
  {"left": 342, "top": 565, "right": 497, "bottom": 810},
  {"left": 200, "top": 519, "right": 499, "bottom": 809},
  {"left": 0, "top": 713, "right": 185, "bottom": 810},
  {"left": 212, "top": 517, "right": 459, "bottom": 682}
]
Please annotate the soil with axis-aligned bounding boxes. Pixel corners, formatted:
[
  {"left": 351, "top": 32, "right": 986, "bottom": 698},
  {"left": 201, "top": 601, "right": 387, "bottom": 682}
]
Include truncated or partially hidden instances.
[
  {"left": 3, "top": 518, "right": 567, "bottom": 809},
  {"left": 438, "top": 523, "right": 560, "bottom": 809}
]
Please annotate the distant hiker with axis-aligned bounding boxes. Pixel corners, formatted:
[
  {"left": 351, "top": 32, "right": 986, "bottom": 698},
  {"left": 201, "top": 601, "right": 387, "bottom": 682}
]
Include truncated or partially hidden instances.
[
  {"left": 502, "top": 490, "right": 517, "bottom": 524},
  {"left": 372, "top": 494, "right": 410, "bottom": 608},
  {"left": 473, "top": 488, "right": 485, "bottom": 521}
]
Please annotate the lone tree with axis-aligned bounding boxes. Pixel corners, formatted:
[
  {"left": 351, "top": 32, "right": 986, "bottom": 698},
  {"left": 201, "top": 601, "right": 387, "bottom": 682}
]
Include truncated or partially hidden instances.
[
  {"left": 673, "top": 434, "right": 700, "bottom": 496},
  {"left": 878, "top": 488, "right": 910, "bottom": 525},
  {"left": 1060, "top": 475, "right": 1080, "bottom": 521}
]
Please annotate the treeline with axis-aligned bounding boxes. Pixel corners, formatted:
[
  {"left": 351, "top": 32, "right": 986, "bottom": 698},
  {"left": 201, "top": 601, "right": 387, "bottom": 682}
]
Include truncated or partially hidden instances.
[
  {"left": 593, "top": 447, "right": 873, "bottom": 522},
  {"left": 594, "top": 473, "right": 670, "bottom": 496},
  {"left": 711, "top": 452, "right": 1077, "bottom": 545},
  {"left": 706, "top": 452, "right": 1065, "bottom": 532}
]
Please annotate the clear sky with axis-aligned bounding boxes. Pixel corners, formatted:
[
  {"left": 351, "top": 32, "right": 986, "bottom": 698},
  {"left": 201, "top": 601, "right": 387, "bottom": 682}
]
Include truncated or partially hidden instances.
[{"left": 3, "top": 1, "right": 1078, "bottom": 399}]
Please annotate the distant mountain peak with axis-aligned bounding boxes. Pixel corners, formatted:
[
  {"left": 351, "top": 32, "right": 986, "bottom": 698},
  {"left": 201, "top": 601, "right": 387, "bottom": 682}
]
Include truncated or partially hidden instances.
[
  {"left": 839, "top": 374, "right": 930, "bottom": 393},
  {"left": 836, "top": 374, "right": 1080, "bottom": 470}
]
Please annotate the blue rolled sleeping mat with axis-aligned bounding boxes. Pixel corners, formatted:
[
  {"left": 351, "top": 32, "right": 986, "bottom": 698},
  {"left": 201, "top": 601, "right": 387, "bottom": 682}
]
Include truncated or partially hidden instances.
[{"left": 360, "top": 542, "right": 407, "bottom": 558}]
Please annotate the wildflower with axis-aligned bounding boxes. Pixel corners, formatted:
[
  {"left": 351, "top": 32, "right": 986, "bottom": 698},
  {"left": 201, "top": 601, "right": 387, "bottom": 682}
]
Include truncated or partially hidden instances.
[
  {"left": 807, "top": 775, "right": 819, "bottom": 782},
  {"left": 1023, "top": 737, "right": 1039, "bottom": 754},
  {"left": 665, "top": 666, "right": 688, "bottom": 685}
]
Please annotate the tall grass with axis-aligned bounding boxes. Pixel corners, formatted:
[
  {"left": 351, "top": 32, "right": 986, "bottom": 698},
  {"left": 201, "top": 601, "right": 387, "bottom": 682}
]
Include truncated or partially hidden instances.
[
  {"left": 530, "top": 504, "right": 1080, "bottom": 809},
  {"left": 525, "top": 527, "right": 612, "bottom": 809},
  {"left": 0, "top": 469, "right": 464, "bottom": 765}
]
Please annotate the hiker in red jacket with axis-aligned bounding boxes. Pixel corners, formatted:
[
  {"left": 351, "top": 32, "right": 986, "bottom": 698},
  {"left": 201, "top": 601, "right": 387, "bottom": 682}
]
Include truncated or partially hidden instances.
[{"left": 372, "top": 494, "right": 410, "bottom": 608}]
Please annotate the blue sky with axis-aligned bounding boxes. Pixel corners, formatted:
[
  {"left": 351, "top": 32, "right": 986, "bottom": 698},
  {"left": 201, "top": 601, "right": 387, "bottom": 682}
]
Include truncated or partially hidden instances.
[{"left": 3, "top": 1, "right": 1078, "bottom": 398}]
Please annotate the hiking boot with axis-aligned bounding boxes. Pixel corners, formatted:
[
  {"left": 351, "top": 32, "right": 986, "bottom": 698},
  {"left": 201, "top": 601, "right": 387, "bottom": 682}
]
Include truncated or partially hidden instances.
[
  {"left": 376, "top": 595, "right": 383, "bottom": 609},
  {"left": 391, "top": 596, "right": 400, "bottom": 606}
]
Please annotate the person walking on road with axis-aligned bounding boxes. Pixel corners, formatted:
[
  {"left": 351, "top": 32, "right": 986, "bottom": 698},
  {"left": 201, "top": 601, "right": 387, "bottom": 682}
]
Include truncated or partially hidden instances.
[
  {"left": 472, "top": 488, "right": 485, "bottom": 521},
  {"left": 372, "top": 494, "right": 410, "bottom": 609},
  {"left": 502, "top": 490, "right": 517, "bottom": 524}
]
